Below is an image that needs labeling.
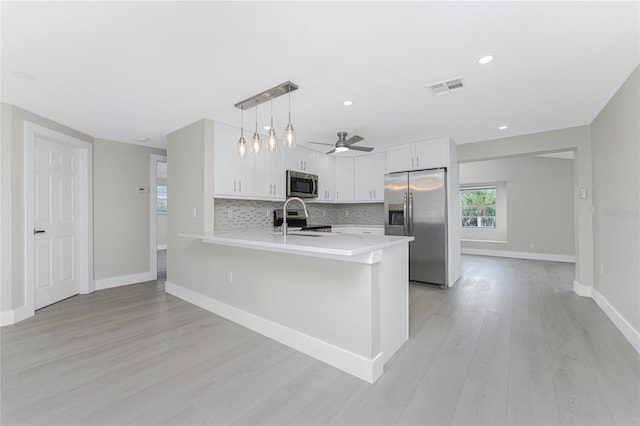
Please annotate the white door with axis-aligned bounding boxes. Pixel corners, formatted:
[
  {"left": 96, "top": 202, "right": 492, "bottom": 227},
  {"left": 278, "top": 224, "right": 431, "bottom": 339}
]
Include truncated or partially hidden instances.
[{"left": 33, "top": 136, "right": 81, "bottom": 309}]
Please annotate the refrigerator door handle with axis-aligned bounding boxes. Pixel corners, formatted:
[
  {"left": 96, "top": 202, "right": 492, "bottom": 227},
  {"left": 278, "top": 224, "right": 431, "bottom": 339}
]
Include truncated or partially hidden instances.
[
  {"left": 408, "top": 192, "right": 414, "bottom": 235},
  {"left": 403, "top": 192, "right": 409, "bottom": 236}
]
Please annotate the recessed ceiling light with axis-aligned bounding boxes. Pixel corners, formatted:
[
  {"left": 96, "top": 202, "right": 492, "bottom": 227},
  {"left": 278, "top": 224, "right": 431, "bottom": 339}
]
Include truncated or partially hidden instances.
[
  {"left": 136, "top": 136, "right": 149, "bottom": 142},
  {"left": 478, "top": 55, "right": 494, "bottom": 65},
  {"left": 498, "top": 125, "right": 508, "bottom": 130},
  {"left": 13, "top": 70, "right": 35, "bottom": 80},
  {"left": 343, "top": 101, "right": 353, "bottom": 106}
]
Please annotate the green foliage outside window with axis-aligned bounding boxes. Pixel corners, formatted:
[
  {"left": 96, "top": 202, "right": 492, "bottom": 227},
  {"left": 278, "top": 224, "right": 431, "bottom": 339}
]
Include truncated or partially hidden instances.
[
  {"left": 461, "top": 186, "right": 496, "bottom": 228},
  {"left": 157, "top": 185, "right": 167, "bottom": 214}
]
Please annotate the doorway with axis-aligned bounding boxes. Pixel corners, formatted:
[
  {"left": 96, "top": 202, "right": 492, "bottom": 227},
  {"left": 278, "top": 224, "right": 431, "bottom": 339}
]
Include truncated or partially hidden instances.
[
  {"left": 25, "top": 122, "right": 93, "bottom": 312},
  {"left": 150, "top": 155, "right": 167, "bottom": 283}
]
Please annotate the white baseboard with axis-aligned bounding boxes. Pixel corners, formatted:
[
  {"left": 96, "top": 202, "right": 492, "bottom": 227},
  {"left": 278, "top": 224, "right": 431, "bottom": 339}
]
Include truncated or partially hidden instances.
[
  {"left": 461, "top": 247, "right": 575, "bottom": 263},
  {"left": 165, "top": 281, "right": 384, "bottom": 383},
  {"left": 157, "top": 244, "right": 167, "bottom": 250},
  {"left": 573, "top": 280, "right": 593, "bottom": 297},
  {"left": 592, "top": 288, "right": 640, "bottom": 354},
  {"left": 1, "top": 305, "right": 32, "bottom": 327},
  {"left": 95, "top": 271, "right": 156, "bottom": 290}
]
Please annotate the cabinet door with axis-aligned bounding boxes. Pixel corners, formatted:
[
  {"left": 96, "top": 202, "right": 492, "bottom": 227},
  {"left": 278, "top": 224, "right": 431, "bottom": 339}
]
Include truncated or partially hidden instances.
[
  {"left": 372, "top": 152, "right": 386, "bottom": 201},
  {"left": 386, "top": 144, "right": 416, "bottom": 173},
  {"left": 354, "top": 155, "right": 374, "bottom": 201},
  {"left": 286, "top": 146, "right": 316, "bottom": 173},
  {"left": 255, "top": 146, "right": 285, "bottom": 200},
  {"left": 415, "top": 138, "right": 448, "bottom": 169},
  {"left": 214, "top": 122, "right": 254, "bottom": 197},
  {"left": 316, "top": 153, "right": 335, "bottom": 201},
  {"left": 334, "top": 157, "right": 354, "bottom": 202}
]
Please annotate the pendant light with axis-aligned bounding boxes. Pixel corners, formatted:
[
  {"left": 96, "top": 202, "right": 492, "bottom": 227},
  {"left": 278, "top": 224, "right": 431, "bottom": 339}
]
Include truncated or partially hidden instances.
[
  {"left": 267, "top": 96, "right": 277, "bottom": 151},
  {"left": 284, "top": 83, "right": 296, "bottom": 148},
  {"left": 238, "top": 107, "right": 247, "bottom": 157},
  {"left": 251, "top": 100, "right": 262, "bottom": 154}
]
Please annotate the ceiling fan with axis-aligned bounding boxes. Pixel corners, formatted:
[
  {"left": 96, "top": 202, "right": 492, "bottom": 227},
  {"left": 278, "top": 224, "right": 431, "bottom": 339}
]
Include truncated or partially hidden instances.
[{"left": 308, "top": 132, "right": 374, "bottom": 154}]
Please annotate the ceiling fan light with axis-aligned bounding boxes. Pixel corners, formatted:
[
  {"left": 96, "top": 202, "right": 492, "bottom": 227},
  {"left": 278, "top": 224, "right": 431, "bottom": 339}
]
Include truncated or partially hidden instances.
[{"left": 335, "top": 146, "right": 349, "bottom": 153}]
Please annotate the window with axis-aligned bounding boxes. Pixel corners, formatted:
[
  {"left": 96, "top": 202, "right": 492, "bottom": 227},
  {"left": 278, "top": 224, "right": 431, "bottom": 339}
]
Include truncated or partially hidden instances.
[
  {"left": 157, "top": 185, "right": 167, "bottom": 214},
  {"left": 461, "top": 186, "right": 496, "bottom": 228}
]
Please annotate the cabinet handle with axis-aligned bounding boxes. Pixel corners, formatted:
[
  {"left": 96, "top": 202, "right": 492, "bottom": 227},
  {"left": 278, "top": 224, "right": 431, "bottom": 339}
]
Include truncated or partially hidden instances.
[
  {"left": 274, "top": 184, "right": 276, "bottom": 195},
  {"left": 269, "top": 184, "right": 272, "bottom": 195},
  {"left": 234, "top": 180, "right": 237, "bottom": 192},
  {"left": 336, "top": 191, "right": 339, "bottom": 199},
  {"left": 416, "top": 157, "right": 420, "bottom": 168},
  {"left": 370, "top": 189, "right": 372, "bottom": 198},
  {"left": 238, "top": 181, "right": 242, "bottom": 193},
  {"left": 412, "top": 157, "right": 415, "bottom": 168},
  {"left": 373, "top": 190, "right": 376, "bottom": 198}
]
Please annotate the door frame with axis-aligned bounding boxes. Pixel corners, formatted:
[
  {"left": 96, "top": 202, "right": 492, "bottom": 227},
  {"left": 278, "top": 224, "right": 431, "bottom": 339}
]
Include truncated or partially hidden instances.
[
  {"left": 149, "top": 154, "right": 167, "bottom": 278},
  {"left": 24, "top": 122, "right": 93, "bottom": 315}
]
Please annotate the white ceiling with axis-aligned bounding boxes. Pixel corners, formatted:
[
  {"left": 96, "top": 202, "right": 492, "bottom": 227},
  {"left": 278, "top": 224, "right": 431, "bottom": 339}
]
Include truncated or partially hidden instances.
[{"left": 2, "top": 2, "right": 638, "bottom": 154}]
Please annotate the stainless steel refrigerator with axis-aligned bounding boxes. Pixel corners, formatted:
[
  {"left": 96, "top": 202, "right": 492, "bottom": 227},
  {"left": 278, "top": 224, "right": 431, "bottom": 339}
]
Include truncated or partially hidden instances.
[{"left": 384, "top": 168, "right": 447, "bottom": 287}]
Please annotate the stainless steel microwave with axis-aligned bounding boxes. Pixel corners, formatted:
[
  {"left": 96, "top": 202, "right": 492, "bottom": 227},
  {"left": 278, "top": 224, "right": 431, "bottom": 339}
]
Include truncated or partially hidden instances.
[{"left": 286, "top": 170, "right": 318, "bottom": 198}]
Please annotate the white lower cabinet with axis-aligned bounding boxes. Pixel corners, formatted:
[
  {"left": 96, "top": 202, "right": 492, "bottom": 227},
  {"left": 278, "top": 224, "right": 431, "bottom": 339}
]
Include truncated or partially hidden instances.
[{"left": 332, "top": 226, "right": 384, "bottom": 235}]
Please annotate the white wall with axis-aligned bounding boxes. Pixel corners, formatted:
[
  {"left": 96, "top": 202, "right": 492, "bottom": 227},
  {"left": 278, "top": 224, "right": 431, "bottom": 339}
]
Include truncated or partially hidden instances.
[
  {"left": 93, "top": 138, "right": 166, "bottom": 282},
  {"left": 591, "top": 65, "right": 640, "bottom": 340},
  {"left": 460, "top": 155, "right": 575, "bottom": 260}
]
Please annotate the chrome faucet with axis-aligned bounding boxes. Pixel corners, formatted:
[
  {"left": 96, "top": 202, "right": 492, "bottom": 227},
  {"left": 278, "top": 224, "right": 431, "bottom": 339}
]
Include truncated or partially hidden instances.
[{"left": 282, "top": 197, "right": 309, "bottom": 235}]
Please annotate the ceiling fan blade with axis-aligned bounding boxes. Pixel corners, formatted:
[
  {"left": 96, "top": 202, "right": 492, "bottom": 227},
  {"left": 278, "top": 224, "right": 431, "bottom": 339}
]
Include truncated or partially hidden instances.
[
  {"left": 348, "top": 145, "right": 374, "bottom": 152},
  {"left": 325, "top": 148, "right": 337, "bottom": 154},
  {"left": 345, "top": 135, "right": 364, "bottom": 145},
  {"left": 308, "top": 141, "right": 336, "bottom": 146}
]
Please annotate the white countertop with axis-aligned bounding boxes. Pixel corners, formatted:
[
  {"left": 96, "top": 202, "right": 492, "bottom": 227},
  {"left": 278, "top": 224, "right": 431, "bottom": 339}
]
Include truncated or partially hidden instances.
[{"left": 180, "top": 229, "right": 413, "bottom": 263}]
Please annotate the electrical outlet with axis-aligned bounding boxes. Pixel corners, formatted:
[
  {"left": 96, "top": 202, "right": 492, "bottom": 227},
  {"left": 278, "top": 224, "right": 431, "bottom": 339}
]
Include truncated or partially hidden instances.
[
  {"left": 192, "top": 207, "right": 197, "bottom": 218},
  {"left": 529, "top": 243, "right": 535, "bottom": 250},
  {"left": 227, "top": 208, "right": 233, "bottom": 218},
  {"left": 227, "top": 271, "right": 233, "bottom": 283}
]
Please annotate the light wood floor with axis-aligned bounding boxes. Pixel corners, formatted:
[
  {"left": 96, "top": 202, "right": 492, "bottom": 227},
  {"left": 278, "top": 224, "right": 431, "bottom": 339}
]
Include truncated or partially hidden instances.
[{"left": 2, "top": 255, "right": 638, "bottom": 425}]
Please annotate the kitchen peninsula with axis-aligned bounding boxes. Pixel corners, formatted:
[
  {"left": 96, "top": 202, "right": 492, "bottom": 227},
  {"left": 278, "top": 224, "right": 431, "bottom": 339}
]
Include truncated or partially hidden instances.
[{"left": 167, "top": 229, "right": 413, "bottom": 383}]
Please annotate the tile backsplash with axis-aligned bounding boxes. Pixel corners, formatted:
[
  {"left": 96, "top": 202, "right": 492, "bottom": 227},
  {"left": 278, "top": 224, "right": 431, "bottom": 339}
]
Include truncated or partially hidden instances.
[{"left": 214, "top": 199, "right": 384, "bottom": 231}]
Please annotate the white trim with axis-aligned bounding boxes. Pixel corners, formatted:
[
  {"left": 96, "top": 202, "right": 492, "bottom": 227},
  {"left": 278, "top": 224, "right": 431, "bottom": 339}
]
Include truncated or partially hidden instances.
[
  {"left": 95, "top": 271, "right": 156, "bottom": 291},
  {"left": 157, "top": 244, "right": 167, "bottom": 250},
  {"left": 0, "top": 305, "right": 30, "bottom": 327},
  {"left": 24, "top": 122, "right": 94, "bottom": 318},
  {"left": 592, "top": 288, "right": 640, "bottom": 354},
  {"left": 149, "top": 154, "right": 166, "bottom": 282},
  {"left": 165, "top": 281, "right": 385, "bottom": 383},
  {"left": 461, "top": 247, "right": 575, "bottom": 263},
  {"left": 573, "top": 280, "right": 593, "bottom": 297},
  {"left": 573, "top": 282, "right": 639, "bottom": 354}
]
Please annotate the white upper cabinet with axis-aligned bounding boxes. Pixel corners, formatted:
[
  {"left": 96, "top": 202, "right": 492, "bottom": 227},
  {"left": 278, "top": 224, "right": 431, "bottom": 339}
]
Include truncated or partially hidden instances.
[
  {"left": 214, "top": 122, "right": 254, "bottom": 198},
  {"left": 354, "top": 152, "right": 386, "bottom": 202},
  {"left": 286, "top": 146, "right": 317, "bottom": 174},
  {"left": 386, "top": 137, "right": 449, "bottom": 173},
  {"left": 315, "top": 153, "right": 335, "bottom": 201},
  {"left": 254, "top": 145, "right": 285, "bottom": 200},
  {"left": 334, "top": 157, "right": 354, "bottom": 202}
]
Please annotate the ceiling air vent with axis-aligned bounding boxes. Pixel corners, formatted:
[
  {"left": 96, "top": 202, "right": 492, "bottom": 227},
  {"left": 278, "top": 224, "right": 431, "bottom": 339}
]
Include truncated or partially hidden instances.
[{"left": 427, "top": 76, "right": 466, "bottom": 97}]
